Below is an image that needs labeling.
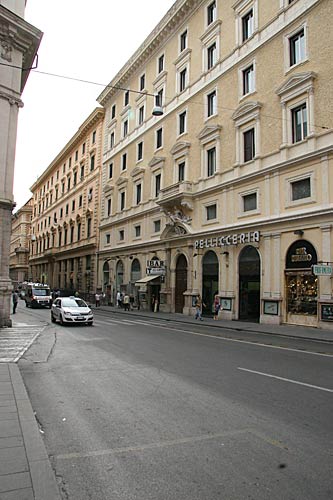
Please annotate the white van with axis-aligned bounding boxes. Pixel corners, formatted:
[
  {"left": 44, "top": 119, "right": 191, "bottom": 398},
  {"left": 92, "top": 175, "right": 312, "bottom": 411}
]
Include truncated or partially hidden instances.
[{"left": 23, "top": 283, "right": 52, "bottom": 308}]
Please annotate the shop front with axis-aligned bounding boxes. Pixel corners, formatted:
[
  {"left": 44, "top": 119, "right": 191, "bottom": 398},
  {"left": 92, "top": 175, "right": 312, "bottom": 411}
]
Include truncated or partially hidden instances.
[{"left": 285, "top": 240, "right": 318, "bottom": 327}]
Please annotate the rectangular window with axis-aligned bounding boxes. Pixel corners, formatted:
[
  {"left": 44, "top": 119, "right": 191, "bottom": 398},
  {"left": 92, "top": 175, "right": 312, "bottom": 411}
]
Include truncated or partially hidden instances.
[
  {"left": 65, "top": 203, "right": 69, "bottom": 215},
  {"left": 106, "top": 234, "right": 110, "bottom": 244},
  {"left": 244, "top": 128, "right": 255, "bottom": 162},
  {"left": 242, "top": 9, "right": 254, "bottom": 42},
  {"left": 121, "top": 153, "right": 127, "bottom": 171},
  {"left": 60, "top": 208, "right": 63, "bottom": 218},
  {"left": 179, "top": 111, "right": 187, "bottom": 135},
  {"left": 75, "top": 150, "right": 78, "bottom": 162},
  {"left": 207, "top": 90, "right": 216, "bottom": 117},
  {"left": 90, "top": 154, "right": 95, "bottom": 171},
  {"left": 73, "top": 171, "right": 77, "bottom": 186},
  {"left": 124, "top": 90, "right": 129, "bottom": 107},
  {"left": 243, "top": 64, "right": 254, "bottom": 95},
  {"left": 292, "top": 104, "right": 307, "bottom": 143},
  {"left": 155, "top": 174, "right": 161, "bottom": 197},
  {"left": 110, "top": 131, "right": 115, "bottom": 148},
  {"left": 67, "top": 177, "right": 71, "bottom": 191},
  {"left": 207, "top": 42, "right": 216, "bottom": 70},
  {"left": 136, "top": 183, "right": 142, "bottom": 205},
  {"left": 179, "top": 68, "right": 187, "bottom": 92},
  {"left": 139, "top": 105, "right": 144, "bottom": 125},
  {"left": 206, "top": 204, "right": 217, "bottom": 220},
  {"left": 180, "top": 30, "right": 187, "bottom": 51},
  {"left": 135, "top": 225, "right": 141, "bottom": 238},
  {"left": 119, "top": 230, "right": 124, "bottom": 241},
  {"left": 207, "top": 147, "right": 216, "bottom": 177},
  {"left": 158, "top": 54, "right": 164, "bottom": 73},
  {"left": 108, "top": 162, "right": 113, "bottom": 179},
  {"left": 77, "top": 223, "right": 81, "bottom": 241},
  {"left": 207, "top": 1, "right": 216, "bottom": 25},
  {"left": 154, "top": 220, "right": 161, "bottom": 232},
  {"left": 80, "top": 165, "right": 85, "bottom": 179},
  {"left": 290, "top": 29, "right": 305, "bottom": 66},
  {"left": 157, "top": 88, "right": 163, "bottom": 107},
  {"left": 291, "top": 177, "right": 311, "bottom": 201},
  {"left": 68, "top": 157, "right": 72, "bottom": 168},
  {"left": 87, "top": 219, "right": 91, "bottom": 238},
  {"left": 79, "top": 195, "right": 82, "bottom": 207},
  {"left": 137, "top": 142, "right": 143, "bottom": 161},
  {"left": 64, "top": 229, "right": 68, "bottom": 245},
  {"left": 156, "top": 128, "right": 163, "bottom": 149},
  {"left": 72, "top": 200, "right": 75, "bottom": 211},
  {"left": 120, "top": 191, "right": 125, "bottom": 211},
  {"left": 140, "top": 74, "right": 145, "bottom": 91},
  {"left": 111, "top": 104, "right": 116, "bottom": 119},
  {"left": 243, "top": 192, "right": 257, "bottom": 212},
  {"left": 107, "top": 198, "right": 112, "bottom": 216},
  {"left": 178, "top": 161, "right": 185, "bottom": 182},
  {"left": 92, "top": 131, "right": 96, "bottom": 144},
  {"left": 82, "top": 142, "right": 86, "bottom": 154},
  {"left": 70, "top": 226, "right": 74, "bottom": 243},
  {"left": 123, "top": 120, "right": 128, "bottom": 138},
  {"left": 88, "top": 188, "right": 93, "bottom": 201}
]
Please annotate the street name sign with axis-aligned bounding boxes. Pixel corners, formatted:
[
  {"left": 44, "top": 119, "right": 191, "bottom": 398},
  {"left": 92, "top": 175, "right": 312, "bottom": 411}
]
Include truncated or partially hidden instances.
[{"left": 312, "top": 265, "right": 332, "bottom": 276}]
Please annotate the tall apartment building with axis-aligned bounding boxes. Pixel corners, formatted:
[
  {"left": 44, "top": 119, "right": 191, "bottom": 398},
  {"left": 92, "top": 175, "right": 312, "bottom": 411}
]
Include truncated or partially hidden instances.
[
  {"left": 97, "top": 0, "right": 333, "bottom": 329},
  {"left": 29, "top": 107, "right": 105, "bottom": 298},
  {"left": 9, "top": 198, "right": 33, "bottom": 286},
  {"left": 0, "top": 0, "right": 42, "bottom": 326}
]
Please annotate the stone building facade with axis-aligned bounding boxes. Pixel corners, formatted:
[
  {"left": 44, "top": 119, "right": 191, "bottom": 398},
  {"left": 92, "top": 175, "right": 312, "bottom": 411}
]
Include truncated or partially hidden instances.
[
  {"left": 0, "top": 0, "right": 42, "bottom": 326},
  {"left": 29, "top": 107, "right": 105, "bottom": 299},
  {"left": 9, "top": 198, "right": 33, "bottom": 287},
  {"left": 96, "top": 0, "right": 333, "bottom": 330}
]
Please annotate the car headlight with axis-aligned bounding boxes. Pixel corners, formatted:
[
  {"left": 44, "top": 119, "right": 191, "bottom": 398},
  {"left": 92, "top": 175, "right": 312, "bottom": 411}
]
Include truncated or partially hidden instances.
[{"left": 64, "top": 311, "right": 72, "bottom": 317}]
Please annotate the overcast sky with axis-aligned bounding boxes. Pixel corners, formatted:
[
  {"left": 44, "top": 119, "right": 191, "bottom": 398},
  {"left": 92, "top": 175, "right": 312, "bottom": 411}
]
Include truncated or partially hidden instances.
[{"left": 14, "top": 0, "right": 175, "bottom": 209}]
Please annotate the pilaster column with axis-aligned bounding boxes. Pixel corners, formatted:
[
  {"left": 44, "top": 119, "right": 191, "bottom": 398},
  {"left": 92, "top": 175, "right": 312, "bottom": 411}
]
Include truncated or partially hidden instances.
[{"left": 320, "top": 225, "right": 332, "bottom": 299}]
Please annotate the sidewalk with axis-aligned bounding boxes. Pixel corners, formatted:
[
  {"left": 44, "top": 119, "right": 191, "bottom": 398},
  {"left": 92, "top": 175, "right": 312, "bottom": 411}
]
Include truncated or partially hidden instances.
[
  {"left": 97, "top": 305, "right": 333, "bottom": 343},
  {"left": 0, "top": 362, "right": 61, "bottom": 500}
]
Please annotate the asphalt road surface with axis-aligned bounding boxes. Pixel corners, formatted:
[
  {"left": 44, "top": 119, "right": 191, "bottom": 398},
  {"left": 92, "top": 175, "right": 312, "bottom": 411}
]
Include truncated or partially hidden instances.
[{"left": 19, "top": 307, "right": 333, "bottom": 500}]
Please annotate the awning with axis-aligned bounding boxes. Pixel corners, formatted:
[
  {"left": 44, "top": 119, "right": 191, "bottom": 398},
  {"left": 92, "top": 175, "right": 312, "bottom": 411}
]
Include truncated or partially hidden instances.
[{"left": 135, "top": 275, "right": 160, "bottom": 286}]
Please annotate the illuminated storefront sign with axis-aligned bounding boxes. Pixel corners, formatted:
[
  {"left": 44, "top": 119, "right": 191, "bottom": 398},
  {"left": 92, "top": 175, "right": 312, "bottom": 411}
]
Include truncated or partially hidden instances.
[{"left": 194, "top": 231, "right": 260, "bottom": 249}]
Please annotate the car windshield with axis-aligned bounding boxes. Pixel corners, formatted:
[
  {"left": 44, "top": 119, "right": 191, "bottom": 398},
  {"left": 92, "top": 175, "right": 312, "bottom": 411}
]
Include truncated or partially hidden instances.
[
  {"left": 61, "top": 298, "right": 88, "bottom": 308},
  {"left": 33, "top": 289, "right": 50, "bottom": 296}
]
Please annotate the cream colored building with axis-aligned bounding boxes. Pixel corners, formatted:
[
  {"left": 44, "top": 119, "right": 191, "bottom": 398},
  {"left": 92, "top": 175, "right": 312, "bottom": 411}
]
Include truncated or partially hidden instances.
[
  {"left": 29, "top": 107, "right": 105, "bottom": 299},
  {"left": 97, "top": 0, "right": 333, "bottom": 329},
  {"left": 9, "top": 198, "right": 33, "bottom": 286},
  {"left": 0, "top": 0, "right": 42, "bottom": 326}
]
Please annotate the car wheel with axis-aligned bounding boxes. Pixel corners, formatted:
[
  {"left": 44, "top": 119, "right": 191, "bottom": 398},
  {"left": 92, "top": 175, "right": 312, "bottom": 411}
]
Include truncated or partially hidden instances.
[
  {"left": 51, "top": 313, "right": 56, "bottom": 323},
  {"left": 60, "top": 315, "right": 65, "bottom": 325}
]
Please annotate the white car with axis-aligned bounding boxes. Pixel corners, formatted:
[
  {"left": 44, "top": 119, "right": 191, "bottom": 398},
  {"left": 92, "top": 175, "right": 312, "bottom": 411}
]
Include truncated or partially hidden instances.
[{"left": 51, "top": 297, "right": 94, "bottom": 326}]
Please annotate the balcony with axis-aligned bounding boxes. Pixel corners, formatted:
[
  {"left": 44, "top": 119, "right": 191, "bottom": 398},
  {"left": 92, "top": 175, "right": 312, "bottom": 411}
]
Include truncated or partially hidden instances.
[{"left": 157, "top": 181, "right": 194, "bottom": 211}]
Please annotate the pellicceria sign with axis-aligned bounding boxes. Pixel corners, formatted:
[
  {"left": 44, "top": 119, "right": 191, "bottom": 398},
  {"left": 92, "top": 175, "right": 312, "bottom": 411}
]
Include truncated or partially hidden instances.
[{"left": 194, "top": 231, "right": 260, "bottom": 249}]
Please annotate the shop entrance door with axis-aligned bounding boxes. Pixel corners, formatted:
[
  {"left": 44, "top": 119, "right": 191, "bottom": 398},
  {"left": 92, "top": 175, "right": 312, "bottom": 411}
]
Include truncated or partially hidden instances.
[
  {"left": 202, "top": 251, "right": 219, "bottom": 316},
  {"left": 239, "top": 246, "right": 261, "bottom": 321},
  {"left": 175, "top": 254, "right": 187, "bottom": 313}
]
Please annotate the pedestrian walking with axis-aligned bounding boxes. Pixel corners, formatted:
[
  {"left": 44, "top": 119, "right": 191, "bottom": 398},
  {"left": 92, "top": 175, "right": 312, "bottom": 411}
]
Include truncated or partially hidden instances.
[
  {"left": 129, "top": 294, "right": 134, "bottom": 310},
  {"left": 123, "top": 293, "right": 130, "bottom": 311},
  {"left": 213, "top": 294, "right": 220, "bottom": 320},
  {"left": 194, "top": 295, "right": 205, "bottom": 321},
  {"left": 12, "top": 290, "right": 19, "bottom": 314},
  {"left": 95, "top": 292, "right": 101, "bottom": 307}
]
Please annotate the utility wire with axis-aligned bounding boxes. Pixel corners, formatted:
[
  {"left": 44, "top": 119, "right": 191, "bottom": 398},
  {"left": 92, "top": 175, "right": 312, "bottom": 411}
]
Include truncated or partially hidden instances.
[{"left": 1, "top": 60, "right": 331, "bottom": 131}]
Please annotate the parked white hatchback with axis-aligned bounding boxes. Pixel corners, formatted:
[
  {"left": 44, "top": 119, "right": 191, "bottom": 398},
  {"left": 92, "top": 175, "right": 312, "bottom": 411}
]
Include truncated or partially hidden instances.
[{"left": 51, "top": 297, "right": 94, "bottom": 326}]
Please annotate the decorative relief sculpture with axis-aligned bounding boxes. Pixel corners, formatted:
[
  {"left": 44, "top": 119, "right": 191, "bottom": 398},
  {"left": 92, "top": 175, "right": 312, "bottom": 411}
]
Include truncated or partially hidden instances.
[{"left": 1, "top": 40, "right": 12, "bottom": 62}]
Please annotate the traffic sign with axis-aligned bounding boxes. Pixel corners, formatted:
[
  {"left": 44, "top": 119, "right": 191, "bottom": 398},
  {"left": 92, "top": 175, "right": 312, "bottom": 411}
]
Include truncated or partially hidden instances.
[{"left": 312, "top": 265, "right": 332, "bottom": 276}]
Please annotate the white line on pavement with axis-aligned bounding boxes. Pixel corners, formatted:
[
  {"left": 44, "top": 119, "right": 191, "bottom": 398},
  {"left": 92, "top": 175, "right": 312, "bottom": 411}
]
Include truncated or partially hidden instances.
[
  {"left": 238, "top": 367, "right": 333, "bottom": 393},
  {"left": 93, "top": 318, "right": 333, "bottom": 357}
]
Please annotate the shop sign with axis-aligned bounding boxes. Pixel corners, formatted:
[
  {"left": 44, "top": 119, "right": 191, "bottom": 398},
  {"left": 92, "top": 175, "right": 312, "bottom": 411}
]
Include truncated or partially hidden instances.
[
  {"left": 312, "top": 265, "right": 332, "bottom": 276},
  {"left": 321, "top": 304, "right": 333, "bottom": 321},
  {"left": 286, "top": 240, "right": 317, "bottom": 269},
  {"left": 194, "top": 231, "right": 260, "bottom": 249},
  {"left": 146, "top": 259, "right": 165, "bottom": 276}
]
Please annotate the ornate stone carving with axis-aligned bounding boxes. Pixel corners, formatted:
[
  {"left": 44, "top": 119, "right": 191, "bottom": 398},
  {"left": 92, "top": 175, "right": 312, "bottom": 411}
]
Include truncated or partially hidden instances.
[{"left": 1, "top": 40, "right": 12, "bottom": 61}]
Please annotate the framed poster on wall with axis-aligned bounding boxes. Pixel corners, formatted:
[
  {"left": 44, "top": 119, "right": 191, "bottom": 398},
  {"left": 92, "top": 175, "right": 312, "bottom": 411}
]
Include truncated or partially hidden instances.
[
  {"left": 263, "top": 300, "right": 279, "bottom": 315},
  {"left": 220, "top": 298, "right": 232, "bottom": 311},
  {"left": 321, "top": 304, "right": 333, "bottom": 321}
]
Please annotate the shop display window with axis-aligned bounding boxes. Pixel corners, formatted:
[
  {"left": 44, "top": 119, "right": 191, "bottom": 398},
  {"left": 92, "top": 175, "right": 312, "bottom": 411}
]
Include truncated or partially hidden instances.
[{"left": 286, "top": 273, "right": 317, "bottom": 315}]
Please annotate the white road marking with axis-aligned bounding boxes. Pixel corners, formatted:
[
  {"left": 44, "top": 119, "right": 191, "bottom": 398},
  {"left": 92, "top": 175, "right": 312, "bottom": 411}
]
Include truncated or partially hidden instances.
[
  {"left": 238, "top": 367, "right": 333, "bottom": 393},
  {"left": 92, "top": 318, "right": 333, "bottom": 357},
  {"left": 0, "top": 325, "right": 44, "bottom": 362}
]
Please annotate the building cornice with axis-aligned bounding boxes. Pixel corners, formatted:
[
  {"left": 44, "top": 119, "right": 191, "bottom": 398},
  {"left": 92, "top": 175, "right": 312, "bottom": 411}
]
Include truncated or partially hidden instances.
[{"left": 97, "top": 0, "right": 202, "bottom": 106}]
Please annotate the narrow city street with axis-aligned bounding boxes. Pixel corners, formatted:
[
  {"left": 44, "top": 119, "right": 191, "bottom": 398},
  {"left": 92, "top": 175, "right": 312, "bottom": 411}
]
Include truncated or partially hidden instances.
[{"left": 16, "top": 306, "right": 333, "bottom": 500}]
